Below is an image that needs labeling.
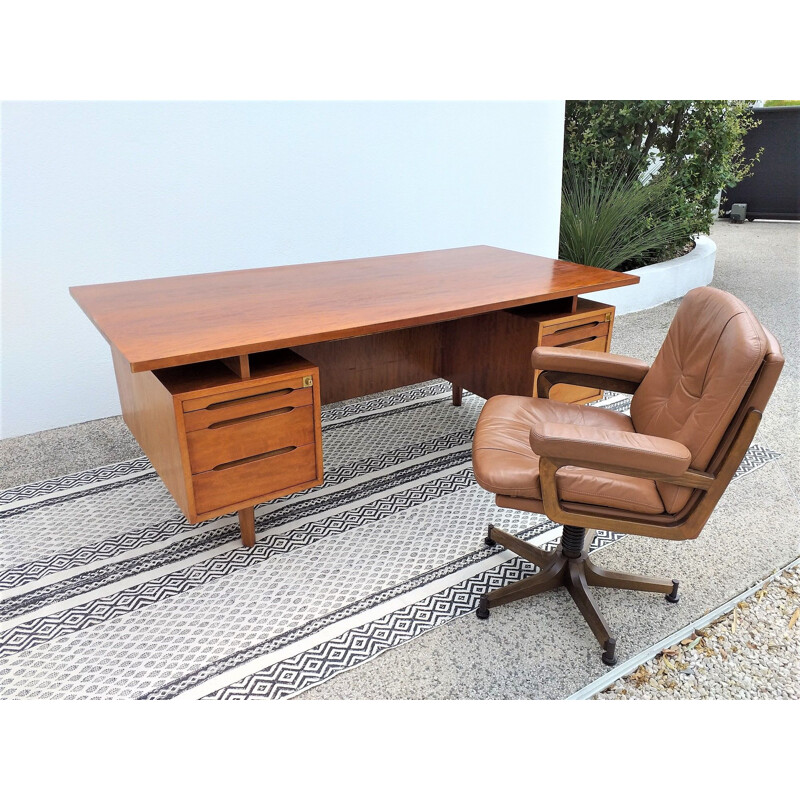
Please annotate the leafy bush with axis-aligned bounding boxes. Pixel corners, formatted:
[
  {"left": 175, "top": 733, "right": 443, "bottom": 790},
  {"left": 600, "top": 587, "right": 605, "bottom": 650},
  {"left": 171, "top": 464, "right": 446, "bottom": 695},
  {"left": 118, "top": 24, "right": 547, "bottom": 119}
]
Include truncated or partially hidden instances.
[
  {"left": 560, "top": 161, "right": 689, "bottom": 271},
  {"left": 561, "top": 101, "right": 762, "bottom": 268}
]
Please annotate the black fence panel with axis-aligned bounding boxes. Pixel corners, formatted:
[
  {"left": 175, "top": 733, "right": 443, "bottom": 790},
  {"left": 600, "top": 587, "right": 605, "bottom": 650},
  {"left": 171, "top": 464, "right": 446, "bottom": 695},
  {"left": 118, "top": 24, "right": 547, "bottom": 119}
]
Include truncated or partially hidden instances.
[{"left": 721, "top": 107, "right": 800, "bottom": 221}]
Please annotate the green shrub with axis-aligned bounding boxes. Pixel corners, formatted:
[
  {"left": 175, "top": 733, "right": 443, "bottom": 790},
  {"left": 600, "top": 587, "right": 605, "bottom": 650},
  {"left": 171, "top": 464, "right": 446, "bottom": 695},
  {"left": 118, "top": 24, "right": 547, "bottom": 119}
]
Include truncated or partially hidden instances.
[
  {"left": 560, "top": 161, "right": 689, "bottom": 271},
  {"left": 561, "top": 101, "right": 762, "bottom": 267}
]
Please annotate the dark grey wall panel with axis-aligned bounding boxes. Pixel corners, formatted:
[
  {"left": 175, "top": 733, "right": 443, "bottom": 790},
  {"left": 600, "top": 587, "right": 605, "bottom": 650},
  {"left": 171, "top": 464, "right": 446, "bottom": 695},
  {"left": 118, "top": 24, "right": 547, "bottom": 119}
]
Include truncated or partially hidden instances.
[{"left": 722, "top": 107, "right": 800, "bottom": 221}]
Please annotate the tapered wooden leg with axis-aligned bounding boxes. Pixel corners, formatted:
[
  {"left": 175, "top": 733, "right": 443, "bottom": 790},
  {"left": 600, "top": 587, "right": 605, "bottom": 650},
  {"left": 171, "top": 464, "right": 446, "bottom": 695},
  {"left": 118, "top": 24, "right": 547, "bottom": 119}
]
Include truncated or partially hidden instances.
[
  {"left": 238, "top": 506, "right": 256, "bottom": 547},
  {"left": 452, "top": 384, "right": 463, "bottom": 406}
]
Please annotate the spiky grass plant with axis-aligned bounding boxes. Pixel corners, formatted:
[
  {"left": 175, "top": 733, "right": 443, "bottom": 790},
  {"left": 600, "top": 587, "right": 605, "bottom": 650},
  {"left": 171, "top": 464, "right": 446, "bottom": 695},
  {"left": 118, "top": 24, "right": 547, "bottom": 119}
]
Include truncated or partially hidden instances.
[{"left": 559, "top": 162, "right": 690, "bottom": 271}]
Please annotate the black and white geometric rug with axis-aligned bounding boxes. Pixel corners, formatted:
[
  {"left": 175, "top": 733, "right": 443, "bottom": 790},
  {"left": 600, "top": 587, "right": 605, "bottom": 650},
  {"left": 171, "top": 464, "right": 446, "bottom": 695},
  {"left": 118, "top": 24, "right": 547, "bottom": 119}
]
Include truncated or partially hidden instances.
[{"left": 0, "top": 381, "right": 781, "bottom": 699}]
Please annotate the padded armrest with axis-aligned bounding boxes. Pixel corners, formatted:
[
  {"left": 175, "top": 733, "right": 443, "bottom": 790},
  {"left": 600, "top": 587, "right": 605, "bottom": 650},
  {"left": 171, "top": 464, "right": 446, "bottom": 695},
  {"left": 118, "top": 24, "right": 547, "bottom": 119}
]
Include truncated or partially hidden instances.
[
  {"left": 531, "top": 346, "right": 650, "bottom": 385},
  {"left": 529, "top": 422, "right": 692, "bottom": 477}
]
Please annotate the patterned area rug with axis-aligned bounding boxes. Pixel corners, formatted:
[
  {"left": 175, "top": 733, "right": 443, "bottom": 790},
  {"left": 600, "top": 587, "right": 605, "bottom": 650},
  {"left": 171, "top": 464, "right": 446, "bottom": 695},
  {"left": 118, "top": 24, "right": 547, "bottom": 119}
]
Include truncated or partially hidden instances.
[{"left": 0, "top": 381, "right": 780, "bottom": 699}]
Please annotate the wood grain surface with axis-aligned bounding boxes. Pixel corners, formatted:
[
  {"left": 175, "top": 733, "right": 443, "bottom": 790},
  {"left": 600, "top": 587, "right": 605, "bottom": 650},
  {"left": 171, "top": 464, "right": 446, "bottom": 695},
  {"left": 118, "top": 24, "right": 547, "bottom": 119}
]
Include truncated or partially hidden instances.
[
  {"left": 439, "top": 299, "right": 613, "bottom": 402},
  {"left": 70, "top": 246, "right": 638, "bottom": 372}
]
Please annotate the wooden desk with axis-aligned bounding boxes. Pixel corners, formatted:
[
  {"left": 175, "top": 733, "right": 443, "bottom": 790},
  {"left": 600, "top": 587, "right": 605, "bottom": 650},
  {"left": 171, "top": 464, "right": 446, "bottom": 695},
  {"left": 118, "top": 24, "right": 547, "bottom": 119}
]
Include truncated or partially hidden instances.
[{"left": 71, "top": 246, "right": 638, "bottom": 545}]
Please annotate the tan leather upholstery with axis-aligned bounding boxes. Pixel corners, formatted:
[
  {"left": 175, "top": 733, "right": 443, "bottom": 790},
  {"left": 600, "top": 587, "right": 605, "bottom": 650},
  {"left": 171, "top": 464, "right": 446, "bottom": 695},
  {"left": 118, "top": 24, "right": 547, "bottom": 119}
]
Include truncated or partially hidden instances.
[
  {"left": 532, "top": 346, "right": 650, "bottom": 385},
  {"left": 630, "top": 287, "right": 768, "bottom": 512},
  {"left": 473, "top": 396, "right": 667, "bottom": 514},
  {"left": 472, "top": 286, "right": 784, "bottom": 523}
]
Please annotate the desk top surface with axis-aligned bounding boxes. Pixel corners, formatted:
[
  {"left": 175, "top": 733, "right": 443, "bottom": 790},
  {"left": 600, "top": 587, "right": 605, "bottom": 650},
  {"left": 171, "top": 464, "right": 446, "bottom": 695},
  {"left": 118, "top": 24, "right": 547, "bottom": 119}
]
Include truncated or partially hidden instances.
[{"left": 70, "top": 245, "right": 638, "bottom": 372}]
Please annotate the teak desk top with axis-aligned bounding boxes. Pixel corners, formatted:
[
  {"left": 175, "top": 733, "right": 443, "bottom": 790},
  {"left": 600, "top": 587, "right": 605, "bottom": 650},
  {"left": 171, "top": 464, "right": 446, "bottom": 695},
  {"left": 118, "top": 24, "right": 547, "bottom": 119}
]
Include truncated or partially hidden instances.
[{"left": 70, "top": 245, "right": 638, "bottom": 373}]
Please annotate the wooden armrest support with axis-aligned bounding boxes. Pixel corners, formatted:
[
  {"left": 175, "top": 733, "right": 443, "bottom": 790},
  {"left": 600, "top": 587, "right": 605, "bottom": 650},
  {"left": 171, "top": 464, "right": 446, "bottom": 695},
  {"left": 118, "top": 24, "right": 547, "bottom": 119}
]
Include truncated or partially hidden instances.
[
  {"left": 537, "top": 370, "right": 642, "bottom": 399},
  {"left": 536, "top": 456, "right": 715, "bottom": 539},
  {"left": 532, "top": 346, "right": 649, "bottom": 399},
  {"left": 534, "top": 408, "right": 763, "bottom": 541}
]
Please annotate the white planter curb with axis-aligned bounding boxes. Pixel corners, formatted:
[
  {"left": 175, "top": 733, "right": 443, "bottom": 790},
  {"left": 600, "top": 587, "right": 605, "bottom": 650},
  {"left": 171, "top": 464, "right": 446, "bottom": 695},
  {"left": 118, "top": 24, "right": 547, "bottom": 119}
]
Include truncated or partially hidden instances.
[{"left": 581, "top": 235, "right": 717, "bottom": 316}]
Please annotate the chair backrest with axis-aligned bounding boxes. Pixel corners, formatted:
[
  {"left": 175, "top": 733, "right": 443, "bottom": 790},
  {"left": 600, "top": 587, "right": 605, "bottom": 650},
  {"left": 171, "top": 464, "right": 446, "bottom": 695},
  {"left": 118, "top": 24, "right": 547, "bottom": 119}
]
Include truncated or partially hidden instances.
[{"left": 630, "top": 286, "right": 783, "bottom": 514}]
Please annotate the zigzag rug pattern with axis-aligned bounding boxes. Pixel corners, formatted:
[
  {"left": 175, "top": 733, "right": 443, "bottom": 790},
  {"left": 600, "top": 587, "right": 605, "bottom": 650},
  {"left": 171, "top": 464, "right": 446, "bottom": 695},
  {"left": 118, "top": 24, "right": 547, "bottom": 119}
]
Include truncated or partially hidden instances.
[
  {"left": 0, "top": 382, "right": 781, "bottom": 700},
  {"left": 0, "top": 457, "right": 154, "bottom": 507},
  {"left": 198, "top": 529, "right": 624, "bottom": 701},
  {"left": 0, "top": 429, "right": 473, "bottom": 593},
  {"left": 0, "top": 467, "right": 478, "bottom": 653}
]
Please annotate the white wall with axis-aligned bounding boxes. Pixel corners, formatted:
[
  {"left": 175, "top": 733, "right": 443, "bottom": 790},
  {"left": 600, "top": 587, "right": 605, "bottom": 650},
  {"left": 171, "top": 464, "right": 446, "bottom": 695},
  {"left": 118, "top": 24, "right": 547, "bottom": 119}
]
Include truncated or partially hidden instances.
[{"left": 1, "top": 101, "right": 565, "bottom": 438}]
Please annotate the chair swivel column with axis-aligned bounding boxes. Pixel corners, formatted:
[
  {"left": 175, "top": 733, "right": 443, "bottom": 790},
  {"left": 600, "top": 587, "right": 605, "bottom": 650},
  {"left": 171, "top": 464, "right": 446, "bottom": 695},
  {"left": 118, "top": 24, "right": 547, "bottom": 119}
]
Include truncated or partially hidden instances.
[{"left": 560, "top": 524, "right": 588, "bottom": 559}]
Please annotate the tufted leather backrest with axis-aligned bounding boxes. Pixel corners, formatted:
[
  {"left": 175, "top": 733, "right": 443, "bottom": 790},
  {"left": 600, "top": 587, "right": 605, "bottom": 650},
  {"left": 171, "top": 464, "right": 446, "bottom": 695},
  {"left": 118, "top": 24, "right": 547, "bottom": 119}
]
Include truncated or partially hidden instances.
[{"left": 630, "top": 287, "right": 769, "bottom": 513}]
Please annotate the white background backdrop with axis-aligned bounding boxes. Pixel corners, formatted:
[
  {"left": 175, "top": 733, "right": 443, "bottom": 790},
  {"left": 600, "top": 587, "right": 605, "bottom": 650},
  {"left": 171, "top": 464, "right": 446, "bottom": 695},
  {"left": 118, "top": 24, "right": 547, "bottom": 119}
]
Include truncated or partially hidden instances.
[{"left": 1, "top": 101, "right": 565, "bottom": 437}]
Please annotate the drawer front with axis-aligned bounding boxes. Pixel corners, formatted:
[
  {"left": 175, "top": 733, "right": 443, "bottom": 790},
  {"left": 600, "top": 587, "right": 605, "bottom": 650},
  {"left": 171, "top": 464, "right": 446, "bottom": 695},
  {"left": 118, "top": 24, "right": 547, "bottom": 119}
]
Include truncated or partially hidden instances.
[
  {"left": 182, "top": 373, "right": 308, "bottom": 409},
  {"left": 184, "top": 385, "right": 313, "bottom": 431},
  {"left": 192, "top": 443, "right": 318, "bottom": 514},
  {"left": 549, "top": 382, "right": 601, "bottom": 404},
  {"left": 186, "top": 404, "right": 316, "bottom": 474},
  {"left": 543, "top": 335, "right": 608, "bottom": 404},
  {"left": 541, "top": 319, "right": 610, "bottom": 347},
  {"left": 541, "top": 308, "right": 611, "bottom": 334},
  {"left": 555, "top": 335, "right": 608, "bottom": 355}
]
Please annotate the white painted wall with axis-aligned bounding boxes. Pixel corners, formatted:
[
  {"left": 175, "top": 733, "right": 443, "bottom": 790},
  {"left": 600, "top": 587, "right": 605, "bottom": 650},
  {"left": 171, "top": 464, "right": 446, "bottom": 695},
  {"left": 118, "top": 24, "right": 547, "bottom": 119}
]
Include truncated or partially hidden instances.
[{"left": 1, "top": 101, "right": 565, "bottom": 438}]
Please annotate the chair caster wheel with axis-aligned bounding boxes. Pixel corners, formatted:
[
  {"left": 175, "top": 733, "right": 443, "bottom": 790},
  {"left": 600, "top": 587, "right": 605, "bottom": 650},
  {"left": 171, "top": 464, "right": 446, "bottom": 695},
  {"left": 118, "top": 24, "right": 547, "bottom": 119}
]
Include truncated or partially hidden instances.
[
  {"left": 666, "top": 580, "right": 680, "bottom": 604},
  {"left": 601, "top": 638, "right": 617, "bottom": 666},
  {"left": 476, "top": 597, "right": 490, "bottom": 619}
]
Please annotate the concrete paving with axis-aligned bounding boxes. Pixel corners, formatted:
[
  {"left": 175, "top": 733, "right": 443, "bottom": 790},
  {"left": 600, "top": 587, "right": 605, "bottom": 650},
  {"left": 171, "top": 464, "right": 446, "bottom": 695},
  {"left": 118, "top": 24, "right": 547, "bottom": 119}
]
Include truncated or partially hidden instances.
[{"left": 2, "top": 219, "right": 798, "bottom": 699}]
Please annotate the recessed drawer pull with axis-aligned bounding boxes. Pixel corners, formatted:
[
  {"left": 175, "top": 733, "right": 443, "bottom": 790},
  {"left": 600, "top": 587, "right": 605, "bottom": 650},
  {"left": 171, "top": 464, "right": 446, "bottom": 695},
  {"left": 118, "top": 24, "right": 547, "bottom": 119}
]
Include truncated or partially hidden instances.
[
  {"left": 208, "top": 406, "right": 293, "bottom": 429},
  {"left": 557, "top": 320, "right": 600, "bottom": 334},
  {"left": 214, "top": 446, "right": 297, "bottom": 471},
  {"left": 206, "top": 387, "right": 293, "bottom": 411},
  {"left": 557, "top": 336, "right": 598, "bottom": 347},
  {"left": 542, "top": 319, "right": 610, "bottom": 347},
  {"left": 186, "top": 403, "right": 315, "bottom": 474}
]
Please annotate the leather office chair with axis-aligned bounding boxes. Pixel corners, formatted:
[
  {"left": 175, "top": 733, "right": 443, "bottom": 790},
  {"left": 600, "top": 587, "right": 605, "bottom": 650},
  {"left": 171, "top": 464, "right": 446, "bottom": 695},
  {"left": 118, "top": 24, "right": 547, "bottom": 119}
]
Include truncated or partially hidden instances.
[{"left": 472, "top": 286, "right": 784, "bottom": 665}]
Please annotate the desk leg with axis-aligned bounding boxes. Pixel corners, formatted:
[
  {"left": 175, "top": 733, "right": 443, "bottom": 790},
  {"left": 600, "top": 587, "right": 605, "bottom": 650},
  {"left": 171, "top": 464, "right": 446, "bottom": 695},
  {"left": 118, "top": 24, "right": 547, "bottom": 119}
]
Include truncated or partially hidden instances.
[
  {"left": 238, "top": 506, "right": 256, "bottom": 547},
  {"left": 452, "top": 384, "right": 463, "bottom": 406}
]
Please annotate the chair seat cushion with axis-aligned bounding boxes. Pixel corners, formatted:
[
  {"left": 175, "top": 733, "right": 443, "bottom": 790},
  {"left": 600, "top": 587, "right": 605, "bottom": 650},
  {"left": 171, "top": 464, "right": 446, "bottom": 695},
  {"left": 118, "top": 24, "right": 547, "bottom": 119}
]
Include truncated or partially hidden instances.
[{"left": 472, "top": 395, "right": 666, "bottom": 515}]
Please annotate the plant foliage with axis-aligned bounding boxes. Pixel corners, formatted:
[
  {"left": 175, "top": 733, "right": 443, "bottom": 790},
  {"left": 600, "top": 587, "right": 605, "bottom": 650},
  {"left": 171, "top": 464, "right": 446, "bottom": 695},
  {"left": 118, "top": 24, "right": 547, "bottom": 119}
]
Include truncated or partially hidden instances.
[
  {"left": 561, "top": 101, "right": 762, "bottom": 268},
  {"left": 560, "top": 161, "right": 689, "bottom": 271}
]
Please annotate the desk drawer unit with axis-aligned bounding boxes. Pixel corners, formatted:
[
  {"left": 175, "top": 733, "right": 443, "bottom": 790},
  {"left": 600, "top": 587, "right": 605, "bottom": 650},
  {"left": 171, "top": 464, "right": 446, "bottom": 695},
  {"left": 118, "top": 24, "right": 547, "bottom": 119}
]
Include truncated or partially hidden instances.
[
  {"left": 178, "top": 363, "right": 322, "bottom": 519},
  {"left": 113, "top": 349, "right": 323, "bottom": 526},
  {"left": 534, "top": 302, "right": 615, "bottom": 405},
  {"left": 186, "top": 395, "right": 318, "bottom": 513}
]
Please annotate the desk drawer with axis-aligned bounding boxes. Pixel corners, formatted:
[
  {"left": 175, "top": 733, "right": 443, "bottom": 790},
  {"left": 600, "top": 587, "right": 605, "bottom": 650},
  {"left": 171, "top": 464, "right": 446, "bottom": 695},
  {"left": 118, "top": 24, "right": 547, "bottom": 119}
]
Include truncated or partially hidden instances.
[
  {"left": 192, "top": 443, "right": 318, "bottom": 514},
  {"left": 555, "top": 335, "right": 608, "bottom": 354},
  {"left": 183, "top": 382, "right": 312, "bottom": 431},
  {"left": 541, "top": 319, "right": 610, "bottom": 347},
  {"left": 186, "top": 403, "right": 316, "bottom": 474},
  {"left": 547, "top": 336, "right": 608, "bottom": 403}
]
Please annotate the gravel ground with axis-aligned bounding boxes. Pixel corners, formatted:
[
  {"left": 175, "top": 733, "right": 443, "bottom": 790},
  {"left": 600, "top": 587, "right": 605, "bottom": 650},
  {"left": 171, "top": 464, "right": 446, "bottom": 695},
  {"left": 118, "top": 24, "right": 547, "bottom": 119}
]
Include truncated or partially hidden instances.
[{"left": 595, "top": 562, "right": 800, "bottom": 699}]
